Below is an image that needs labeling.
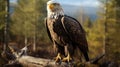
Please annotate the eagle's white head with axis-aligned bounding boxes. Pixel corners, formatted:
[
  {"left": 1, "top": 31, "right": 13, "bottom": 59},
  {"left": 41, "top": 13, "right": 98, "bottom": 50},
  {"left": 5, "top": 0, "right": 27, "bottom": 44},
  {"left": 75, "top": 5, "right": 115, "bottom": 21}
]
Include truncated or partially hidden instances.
[{"left": 47, "top": 0, "right": 64, "bottom": 19}]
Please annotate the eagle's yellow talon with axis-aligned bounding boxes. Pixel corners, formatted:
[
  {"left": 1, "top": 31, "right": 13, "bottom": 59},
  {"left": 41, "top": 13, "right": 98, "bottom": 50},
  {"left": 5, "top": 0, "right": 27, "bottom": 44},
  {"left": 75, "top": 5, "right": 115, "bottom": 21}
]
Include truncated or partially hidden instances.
[
  {"left": 55, "top": 53, "right": 62, "bottom": 62},
  {"left": 62, "top": 54, "right": 72, "bottom": 62}
]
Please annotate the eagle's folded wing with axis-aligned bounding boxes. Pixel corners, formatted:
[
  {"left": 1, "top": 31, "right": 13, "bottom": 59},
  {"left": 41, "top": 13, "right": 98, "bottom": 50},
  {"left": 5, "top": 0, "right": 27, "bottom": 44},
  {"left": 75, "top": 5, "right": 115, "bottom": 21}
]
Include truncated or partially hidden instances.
[{"left": 61, "top": 16, "right": 88, "bottom": 51}]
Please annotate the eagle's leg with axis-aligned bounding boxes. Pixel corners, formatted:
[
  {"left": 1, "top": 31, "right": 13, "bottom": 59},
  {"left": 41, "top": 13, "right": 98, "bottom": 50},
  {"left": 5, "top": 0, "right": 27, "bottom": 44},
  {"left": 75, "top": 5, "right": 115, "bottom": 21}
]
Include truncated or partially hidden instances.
[
  {"left": 62, "top": 53, "right": 72, "bottom": 62},
  {"left": 62, "top": 45, "right": 73, "bottom": 63},
  {"left": 55, "top": 53, "right": 62, "bottom": 62}
]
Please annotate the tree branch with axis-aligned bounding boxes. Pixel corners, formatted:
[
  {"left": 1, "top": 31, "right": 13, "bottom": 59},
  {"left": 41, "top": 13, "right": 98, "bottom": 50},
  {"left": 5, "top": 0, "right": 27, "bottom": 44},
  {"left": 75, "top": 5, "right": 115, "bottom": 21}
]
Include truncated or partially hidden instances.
[
  {"left": 17, "top": 56, "right": 73, "bottom": 67},
  {"left": 2, "top": 45, "right": 105, "bottom": 67}
]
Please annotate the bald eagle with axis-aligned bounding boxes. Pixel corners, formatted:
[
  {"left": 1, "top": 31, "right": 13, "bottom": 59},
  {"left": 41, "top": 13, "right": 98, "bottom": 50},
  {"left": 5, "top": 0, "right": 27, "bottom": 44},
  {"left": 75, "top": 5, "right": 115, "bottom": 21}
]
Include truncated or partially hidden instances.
[{"left": 45, "top": 0, "right": 89, "bottom": 62}]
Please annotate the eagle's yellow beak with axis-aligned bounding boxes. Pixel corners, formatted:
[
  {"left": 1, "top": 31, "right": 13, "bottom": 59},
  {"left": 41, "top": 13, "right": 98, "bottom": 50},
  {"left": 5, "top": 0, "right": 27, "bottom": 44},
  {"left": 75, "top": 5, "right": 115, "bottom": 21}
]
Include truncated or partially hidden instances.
[{"left": 49, "top": 4, "right": 54, "bottom": 10}]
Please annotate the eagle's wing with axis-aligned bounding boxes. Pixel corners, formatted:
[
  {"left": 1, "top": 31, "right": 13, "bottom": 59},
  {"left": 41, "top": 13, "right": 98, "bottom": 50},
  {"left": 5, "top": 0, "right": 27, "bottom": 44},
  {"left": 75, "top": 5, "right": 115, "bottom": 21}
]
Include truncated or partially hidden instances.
[
  {"left": 45, "top": 18, "right": 52, "bottom": 42},
  {"left": 61, "top": 15, "right": 88, "bottom": 51}
]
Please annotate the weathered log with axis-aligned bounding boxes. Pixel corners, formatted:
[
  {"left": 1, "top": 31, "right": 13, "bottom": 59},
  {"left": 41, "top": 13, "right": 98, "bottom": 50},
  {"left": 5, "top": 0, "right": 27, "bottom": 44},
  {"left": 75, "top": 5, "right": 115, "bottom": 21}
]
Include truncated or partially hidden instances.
[
  {"left": 2, "top": 45, "right": 106, "bottom": 67},
  {"left": 17, "top": 56, "right": 75, "bottom": 67},
  {"left": 5, "top": 55, "right": 102, "bottom": 67},
  {"left": 4, "top": 55, "right": 75, "bottom": 67},
  {"left": 4, "top": 55, "right": 105, "bottom": 67}
]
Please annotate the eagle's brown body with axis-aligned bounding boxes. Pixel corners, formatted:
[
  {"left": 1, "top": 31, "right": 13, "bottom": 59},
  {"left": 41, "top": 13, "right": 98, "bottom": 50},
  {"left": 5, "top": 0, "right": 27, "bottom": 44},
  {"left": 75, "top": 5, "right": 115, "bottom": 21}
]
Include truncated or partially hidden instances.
[{"left": 45, "top": 15, "right": 89, "bottom": 61}]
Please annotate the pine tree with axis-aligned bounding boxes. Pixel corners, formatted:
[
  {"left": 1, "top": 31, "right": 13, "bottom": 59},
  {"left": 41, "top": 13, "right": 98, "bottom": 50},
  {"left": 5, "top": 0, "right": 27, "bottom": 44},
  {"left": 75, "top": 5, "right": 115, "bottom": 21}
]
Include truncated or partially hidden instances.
[
  {"left": 0, "top": 0, "right": 6, "bottom": 42},
  {"left": 95, "top": 0, "right": 120, "bottom": 64},
  {"left": 11, "top": 0, "right": 48, "bottom": 51},
  {"left": 0, "top": 0, "right": 10, "bottom": 66},
  {"left": 105, "top": 0, "right": 120, "bottom": 63},
  {"left": 83, "top": 17, "right": 105, "bottom": 58}
]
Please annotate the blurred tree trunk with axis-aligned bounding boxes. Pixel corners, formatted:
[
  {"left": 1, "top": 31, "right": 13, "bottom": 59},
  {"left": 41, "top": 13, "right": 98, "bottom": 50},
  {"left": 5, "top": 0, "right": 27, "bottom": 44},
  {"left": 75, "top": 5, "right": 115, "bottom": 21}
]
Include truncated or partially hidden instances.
[
  {"left": 77, "top": 6, "right": 86, "bottom": 25},
  {"left": 0, "top": 0, "right": 10, "bottom": 66},
  {"left": 33, "top": 33, "right": 36, "bottom": 52},
  {"left": 24, "top": 36, "right": 28, "bottom": 46},
  {"left": 4, "top": 0, "right": 9, "bottom": 52}
]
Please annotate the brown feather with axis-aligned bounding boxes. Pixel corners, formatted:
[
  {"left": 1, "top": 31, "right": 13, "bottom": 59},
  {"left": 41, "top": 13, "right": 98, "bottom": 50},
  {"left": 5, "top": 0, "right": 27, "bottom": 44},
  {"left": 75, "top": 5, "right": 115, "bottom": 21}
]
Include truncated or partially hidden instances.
[{"left": 45, "top": 15, "right": 89, "bottom": 61}]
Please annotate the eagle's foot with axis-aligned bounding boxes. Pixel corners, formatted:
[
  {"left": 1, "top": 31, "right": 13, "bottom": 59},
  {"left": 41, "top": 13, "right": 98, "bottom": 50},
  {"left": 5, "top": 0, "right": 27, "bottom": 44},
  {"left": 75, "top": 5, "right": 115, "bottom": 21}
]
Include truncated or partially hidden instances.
[
  {"left": 55, "top": 53, "right": 62, "bottom": 63},
  {"left": 62, "top": 54, "right": 72, "bottom": 63}
]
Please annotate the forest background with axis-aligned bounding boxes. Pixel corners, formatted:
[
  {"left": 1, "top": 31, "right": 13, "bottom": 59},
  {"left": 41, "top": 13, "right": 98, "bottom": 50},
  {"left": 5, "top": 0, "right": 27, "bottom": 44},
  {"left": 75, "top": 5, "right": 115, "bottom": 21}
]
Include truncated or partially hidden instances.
[{"left": 0, "top": 0, "right": 120, "bottom": 66}]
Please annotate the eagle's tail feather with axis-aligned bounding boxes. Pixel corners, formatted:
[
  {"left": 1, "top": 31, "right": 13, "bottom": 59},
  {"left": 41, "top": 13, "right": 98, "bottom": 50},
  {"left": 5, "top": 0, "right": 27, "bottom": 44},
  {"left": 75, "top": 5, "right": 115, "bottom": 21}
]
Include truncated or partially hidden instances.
[
  {"left": 83, "top": 52, "right": 89, "bottom": 61},
  {"left": 78, "top": 45, "right": 89, "bottom": 62}
]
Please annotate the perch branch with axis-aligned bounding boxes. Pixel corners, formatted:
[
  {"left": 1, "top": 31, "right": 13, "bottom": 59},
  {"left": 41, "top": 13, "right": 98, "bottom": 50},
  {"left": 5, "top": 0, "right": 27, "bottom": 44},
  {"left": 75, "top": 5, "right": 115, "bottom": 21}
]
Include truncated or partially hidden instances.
[{"left": 3, "top": 45, "right": 105, "bottom": 67}]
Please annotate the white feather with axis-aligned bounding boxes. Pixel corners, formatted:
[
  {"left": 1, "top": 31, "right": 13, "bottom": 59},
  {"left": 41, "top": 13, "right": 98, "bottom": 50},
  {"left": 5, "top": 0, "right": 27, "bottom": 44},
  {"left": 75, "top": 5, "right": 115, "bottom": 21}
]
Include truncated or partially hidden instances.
[
  {"left": 47, "top": 0, "right": 64, "bottom": 19},
  {"left": 47, "top": 0, "right": 58, "bottom": 5}
]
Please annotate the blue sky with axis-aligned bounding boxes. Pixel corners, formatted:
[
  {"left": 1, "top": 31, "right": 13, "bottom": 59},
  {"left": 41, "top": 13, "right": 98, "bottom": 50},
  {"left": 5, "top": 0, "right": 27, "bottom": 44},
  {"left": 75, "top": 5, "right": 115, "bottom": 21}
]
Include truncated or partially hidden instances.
[
  {"left": 10, "top": 0, "right": 17, "bottom": 3},
  {"left": 10, "top": 0, "right": 101, "bottom": 7},
  {"left": 57, "top": 0, "right": 101, "bottom": 7}
]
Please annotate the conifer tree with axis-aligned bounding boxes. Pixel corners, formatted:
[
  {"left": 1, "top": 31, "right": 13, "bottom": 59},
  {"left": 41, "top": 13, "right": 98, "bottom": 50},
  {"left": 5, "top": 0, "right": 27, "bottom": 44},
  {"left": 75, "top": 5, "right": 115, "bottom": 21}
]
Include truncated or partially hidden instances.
[
  {"left": 99, "top": 0, "right": 120, "bottom": 63},
  {"left": 105, "top": 0, "right": 120, "bottom": 62},
  {"left": 11, "top": 0, "right": 48, "bottom": 51},
  {"left": 0, "top": 0, "right": 5, "bottom": 43}
]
